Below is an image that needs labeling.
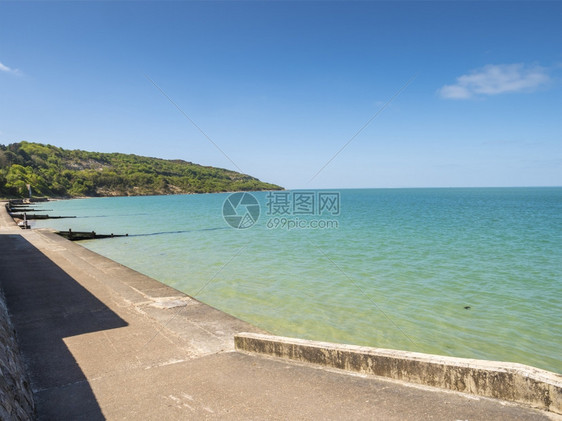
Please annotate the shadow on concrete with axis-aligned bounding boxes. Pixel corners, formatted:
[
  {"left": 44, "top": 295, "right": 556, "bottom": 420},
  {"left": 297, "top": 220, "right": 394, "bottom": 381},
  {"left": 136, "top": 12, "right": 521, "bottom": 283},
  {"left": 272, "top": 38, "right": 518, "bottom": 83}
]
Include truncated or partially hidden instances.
[{"left": 0, "top": 234, "right": 128, "bottom": 420}]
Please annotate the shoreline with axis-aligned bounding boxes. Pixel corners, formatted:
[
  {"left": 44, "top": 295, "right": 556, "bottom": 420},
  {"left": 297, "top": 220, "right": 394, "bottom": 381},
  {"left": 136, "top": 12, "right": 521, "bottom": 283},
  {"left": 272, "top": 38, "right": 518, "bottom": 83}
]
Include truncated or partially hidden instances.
[
  {"left": 8, "top": 197, "right": 562, "bottom": 374},
  {"left": 0, "top": 186, "right": 287, "bottom": 202},
  {"left": 10, "top": 197, "right": 562, "bottom": 375},
  {"left": 1, "top": 202, "right": 561, "bottom": 416},
  {"left": 2, "top": 184, "right": 561, "bottom": 203}
]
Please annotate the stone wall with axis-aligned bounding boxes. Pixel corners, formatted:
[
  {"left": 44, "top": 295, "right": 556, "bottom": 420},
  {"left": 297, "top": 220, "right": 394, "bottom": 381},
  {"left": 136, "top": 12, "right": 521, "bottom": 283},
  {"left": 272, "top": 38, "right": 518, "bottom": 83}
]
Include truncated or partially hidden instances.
[{"left": 0, "top": 289, "right": 35, "bottom": 420}]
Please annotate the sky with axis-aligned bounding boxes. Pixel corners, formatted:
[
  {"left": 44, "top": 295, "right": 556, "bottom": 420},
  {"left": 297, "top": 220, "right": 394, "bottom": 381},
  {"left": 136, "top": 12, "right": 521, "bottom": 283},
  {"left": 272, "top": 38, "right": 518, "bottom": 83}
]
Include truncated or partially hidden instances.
[{"left": 1, "top": 1, "right": 561, "bottom": 189}]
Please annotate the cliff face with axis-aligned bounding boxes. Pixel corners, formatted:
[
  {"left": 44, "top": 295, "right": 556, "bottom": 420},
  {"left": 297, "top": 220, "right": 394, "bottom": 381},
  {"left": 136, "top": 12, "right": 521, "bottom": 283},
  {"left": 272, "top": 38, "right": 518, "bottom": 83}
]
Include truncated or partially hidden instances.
[{"left": 0, "top": 142, "right": 283, "bottom": 198}]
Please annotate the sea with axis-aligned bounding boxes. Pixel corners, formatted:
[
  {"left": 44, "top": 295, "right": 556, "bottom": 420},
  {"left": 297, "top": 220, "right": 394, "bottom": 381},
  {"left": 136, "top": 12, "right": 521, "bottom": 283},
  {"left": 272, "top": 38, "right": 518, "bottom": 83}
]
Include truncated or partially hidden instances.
[{"left": 32, "top": 187, "right": 562, "bottom": 374}]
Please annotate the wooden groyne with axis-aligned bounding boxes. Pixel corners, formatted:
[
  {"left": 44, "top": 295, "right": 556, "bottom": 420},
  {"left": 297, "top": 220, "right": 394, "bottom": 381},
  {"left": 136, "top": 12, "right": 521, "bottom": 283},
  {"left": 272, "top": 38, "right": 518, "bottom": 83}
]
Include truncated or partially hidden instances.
[
  {"left": 9, "top": 214, "right": 76, "bottom": 220},
  {"left": 5, "top": 200, "right": 125, "bottom": 239},
  {"left": 5, "top": 200, "right": 76, "bottom": 228},
  {"left": 7, "top": 208, "right": 53, "bottom": 212},
  {"left": 56, "top": 229, "right": 128, "bottom": 241},
  {"left": 10, "top": 213, "right": 76, "bottom": 220}
]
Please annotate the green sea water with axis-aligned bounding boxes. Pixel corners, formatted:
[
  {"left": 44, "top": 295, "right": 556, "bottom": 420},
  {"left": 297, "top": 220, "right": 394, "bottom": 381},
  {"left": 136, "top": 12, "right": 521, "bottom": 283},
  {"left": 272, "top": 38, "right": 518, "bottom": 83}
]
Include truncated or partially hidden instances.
[{"left": 33, "top": 188, "right": 562, "bottom": 373}]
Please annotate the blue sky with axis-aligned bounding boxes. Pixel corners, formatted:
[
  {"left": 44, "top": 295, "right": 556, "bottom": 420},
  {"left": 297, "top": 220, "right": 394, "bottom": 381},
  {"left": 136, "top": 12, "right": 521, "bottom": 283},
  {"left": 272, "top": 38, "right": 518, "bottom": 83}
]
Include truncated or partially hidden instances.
[{"left": 1, "top": 1, "right": 561, "bottom": 189}]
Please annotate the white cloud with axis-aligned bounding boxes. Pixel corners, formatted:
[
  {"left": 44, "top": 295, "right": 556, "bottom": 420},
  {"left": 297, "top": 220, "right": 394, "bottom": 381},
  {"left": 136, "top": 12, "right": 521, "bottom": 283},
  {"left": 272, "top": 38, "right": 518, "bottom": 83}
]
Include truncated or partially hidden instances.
[
  {"left": 439, "top": 64, "right": 550, "bottom": 99},
  {"left": 0, "top": 61, "right": 21, "bottom": 75}
]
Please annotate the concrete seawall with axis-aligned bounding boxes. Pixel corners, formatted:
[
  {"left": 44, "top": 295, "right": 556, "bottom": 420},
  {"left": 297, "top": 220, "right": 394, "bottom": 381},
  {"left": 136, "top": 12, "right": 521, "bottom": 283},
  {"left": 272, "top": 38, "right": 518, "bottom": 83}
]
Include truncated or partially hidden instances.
[{"left": 235, "top": 333, "right": 562, "bottom": 414}]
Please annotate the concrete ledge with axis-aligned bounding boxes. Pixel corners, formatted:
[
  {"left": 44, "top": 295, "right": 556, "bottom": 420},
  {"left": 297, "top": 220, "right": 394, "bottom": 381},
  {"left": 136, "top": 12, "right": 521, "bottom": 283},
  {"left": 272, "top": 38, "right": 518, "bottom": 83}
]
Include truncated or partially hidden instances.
[{"left": 235, "top": 332, "right": 562, "bottom": 414}]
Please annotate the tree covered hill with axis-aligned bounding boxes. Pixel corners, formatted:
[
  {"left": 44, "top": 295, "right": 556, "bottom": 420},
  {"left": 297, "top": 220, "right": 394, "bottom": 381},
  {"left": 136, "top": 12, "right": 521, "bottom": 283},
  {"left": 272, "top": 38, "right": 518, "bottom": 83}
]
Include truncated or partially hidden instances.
[{"left": 0, "top": 142, "right": 282, "bottom": 197}]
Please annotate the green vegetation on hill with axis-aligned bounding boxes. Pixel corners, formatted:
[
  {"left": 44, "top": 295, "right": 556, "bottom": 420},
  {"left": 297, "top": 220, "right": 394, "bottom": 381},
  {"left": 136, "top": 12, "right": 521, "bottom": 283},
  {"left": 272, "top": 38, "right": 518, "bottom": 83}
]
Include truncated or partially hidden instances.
[{"left": 0, "top": 142, "right": 282, "bottom": 197}]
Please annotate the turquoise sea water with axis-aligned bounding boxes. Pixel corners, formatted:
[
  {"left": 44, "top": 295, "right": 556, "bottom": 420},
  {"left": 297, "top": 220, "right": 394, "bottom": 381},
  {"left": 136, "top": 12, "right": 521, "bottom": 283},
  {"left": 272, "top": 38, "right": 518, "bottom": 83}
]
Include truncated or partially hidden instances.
[{"left": 33, "top": 188, "right": 562, "bottom": 373}]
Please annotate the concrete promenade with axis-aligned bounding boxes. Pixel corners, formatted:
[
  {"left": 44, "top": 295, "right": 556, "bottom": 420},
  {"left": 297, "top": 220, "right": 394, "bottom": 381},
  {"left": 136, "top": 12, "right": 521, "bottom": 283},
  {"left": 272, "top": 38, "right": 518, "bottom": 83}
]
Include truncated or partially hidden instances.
[{"left": 0, "top": 204, "right": 558, "bottom": 420}]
